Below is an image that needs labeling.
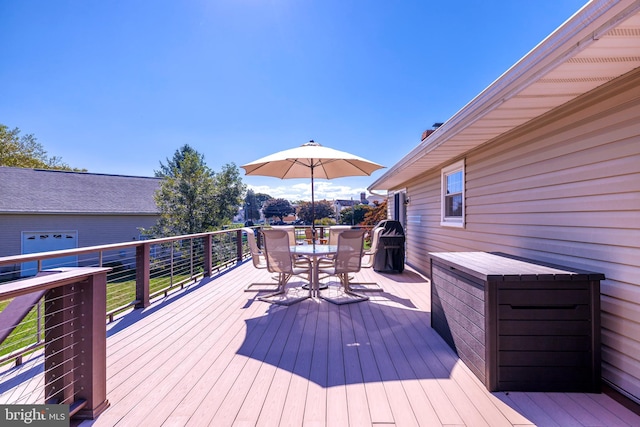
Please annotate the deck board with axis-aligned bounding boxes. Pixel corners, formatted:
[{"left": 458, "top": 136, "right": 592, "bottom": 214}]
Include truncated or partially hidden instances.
[
  {"left": 370, "top": 299, "right": 463, "bottom": 426},
  {"left": 350, "top": 303, "right": 395, "bottom": 425},
  {"left": 96, "top": 262, "right": 640, "bottom": 426},
  {"left": 281, "top": 302, "right": 317, "bottom": 427},
  {"left": 340, "top": 305, "right": 372, "bottom": 427},
  {"left": 303, "top": 301, "right": 329, "bottom": 427},
  {"left": 325, "top": 304, "right": 350, "bottom": 427},
  {"left": 2, "top": 260, "right": 638, "bottom": 426}
]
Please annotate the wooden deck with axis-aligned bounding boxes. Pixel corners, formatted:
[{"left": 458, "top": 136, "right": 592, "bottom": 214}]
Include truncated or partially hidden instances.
[{"left": 76, "top": 261, "right": 640, "bottom": 426}]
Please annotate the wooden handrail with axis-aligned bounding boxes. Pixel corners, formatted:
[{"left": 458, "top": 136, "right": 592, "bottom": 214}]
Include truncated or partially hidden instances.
[
  {"left": 0, "top": 267, "right": 111, "bottom": 300},
  {"left": 0, "top": 229, "right": 237, "bottom": 267}
]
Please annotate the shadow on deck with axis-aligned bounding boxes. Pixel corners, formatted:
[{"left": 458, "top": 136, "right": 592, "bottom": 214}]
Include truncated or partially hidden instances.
[{"left": 1, "top": 260, "right": 639, "bottom": 426}]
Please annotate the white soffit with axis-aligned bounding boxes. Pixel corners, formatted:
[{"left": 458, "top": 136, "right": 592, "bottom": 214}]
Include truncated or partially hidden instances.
[{"left": 370, "top": 0, "right": 640, "bottom": 192}]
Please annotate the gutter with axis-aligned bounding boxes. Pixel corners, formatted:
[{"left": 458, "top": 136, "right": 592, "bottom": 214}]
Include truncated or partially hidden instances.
[{"left": 368, "top": 0, "right": 640, "bottom": 192}]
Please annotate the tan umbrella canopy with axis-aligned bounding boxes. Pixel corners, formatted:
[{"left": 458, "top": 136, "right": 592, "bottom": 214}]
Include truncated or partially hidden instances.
[
  {"left": 241, "top": 140, "right": 384, "bottom": 179},
  {"left": 241, "top": 140, "right": 384, "bottom": 234}
]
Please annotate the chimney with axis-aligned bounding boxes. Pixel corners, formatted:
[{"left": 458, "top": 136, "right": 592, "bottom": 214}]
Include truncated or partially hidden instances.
[
  {"left": 421, "top": 129, "right": 434, "bottom": 141},
  {"left": 421, "top": 122, "right": 443, "bottom": 141}
]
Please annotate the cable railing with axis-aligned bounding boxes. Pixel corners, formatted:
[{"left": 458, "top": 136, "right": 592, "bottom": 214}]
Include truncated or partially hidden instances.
[
  {"left": 0, "top": 268, "right": 111, "bottom": 419},
  {"left": 0, "top": 224, "right": 371, "bottom": 420},
  {"left": 0, "top": 227, "right": 251, "bottom": 420}
]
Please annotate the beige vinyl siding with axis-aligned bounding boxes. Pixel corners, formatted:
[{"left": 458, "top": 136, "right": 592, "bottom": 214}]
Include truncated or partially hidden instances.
[
  {"left": 401, "top": 68, "right": 640, "bottom": 401},
  {"left": 1, "top": 214, "right": 159, "bottom": 277},
  {"left": 387, "top": 195, "right": 395, "bottom": 222}
]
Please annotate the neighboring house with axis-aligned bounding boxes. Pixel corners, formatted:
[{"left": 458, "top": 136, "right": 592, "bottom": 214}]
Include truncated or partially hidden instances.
[
  {"left": 333, "top": 192, "right": 376, "bottom": 217},
  {"left": 369, "top": 0, "right": 640, "bottom": 403},
  {"left": 235, "top": 206, "right": 266, "bottom": 224},
  {"left": 365, "top": 193, "right": 385, "bottom": 206},
  {"left": 0, "top": 167, "right": 160, "bottom": 276},
  {"left": 333, "top": 199, "right": 358, "bottom": 215}
]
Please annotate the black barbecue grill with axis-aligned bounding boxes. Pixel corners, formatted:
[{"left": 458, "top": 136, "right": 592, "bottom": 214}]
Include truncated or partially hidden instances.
[{"left": 373, "top": 220, "right": 405, "bottom": 273}]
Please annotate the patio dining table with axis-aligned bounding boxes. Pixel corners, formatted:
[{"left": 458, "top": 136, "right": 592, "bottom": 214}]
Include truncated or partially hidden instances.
[{"left": 290, "top": 244, "right": 336, "bottom": 298}]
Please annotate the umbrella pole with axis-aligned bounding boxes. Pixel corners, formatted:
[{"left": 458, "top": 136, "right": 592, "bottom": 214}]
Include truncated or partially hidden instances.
[{"left": 311, "top": 163, "right": 315, "bottom": 248}]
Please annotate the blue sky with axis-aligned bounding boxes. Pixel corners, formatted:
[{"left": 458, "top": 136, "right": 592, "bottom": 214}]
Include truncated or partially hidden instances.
[{"left": 1, "top": 0, "right": 588, "bottom": 201}]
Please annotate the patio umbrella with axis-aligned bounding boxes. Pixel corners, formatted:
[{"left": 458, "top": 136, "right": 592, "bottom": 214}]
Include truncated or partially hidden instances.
[{"left": 241, "top": 140, "right": 384, "bottom": 238}]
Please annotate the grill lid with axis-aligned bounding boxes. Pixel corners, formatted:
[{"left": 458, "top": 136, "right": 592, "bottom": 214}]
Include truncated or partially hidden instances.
[{"left": 376, "top": 220, "right": 405, "bottom": 237}]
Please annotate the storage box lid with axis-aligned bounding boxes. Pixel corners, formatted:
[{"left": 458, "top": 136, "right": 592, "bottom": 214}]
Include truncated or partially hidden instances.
[{"left": 429, "top": 252, "right": 605, "bottom": 282}]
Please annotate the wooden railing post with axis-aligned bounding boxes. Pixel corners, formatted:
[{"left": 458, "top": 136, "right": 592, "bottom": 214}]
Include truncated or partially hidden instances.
[
  {"left": 74, "top": 271, "right": 110, "bottom": 419},
  {"left": 236, "top": 229, "right": 243, "bottom": 264},
  {"left": 135, "top": 243, "right": 150, "bottom": 309},
  {"left": 203, "top": 235, "right": 212, "bottom": 277}
]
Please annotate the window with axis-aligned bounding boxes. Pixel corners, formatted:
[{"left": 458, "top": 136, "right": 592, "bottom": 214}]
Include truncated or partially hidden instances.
[{"left": 441, "top": 160, "right": 465, "bottom": 227}]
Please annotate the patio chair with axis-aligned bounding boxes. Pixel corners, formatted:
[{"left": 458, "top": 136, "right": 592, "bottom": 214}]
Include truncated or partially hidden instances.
[
  {"left": 320, "top": 225, "right": 351, "bottom": 264},
  {"left": 351, "top": 226, "right": 384, "bottom": 292},
  {"left": 328, "top": 225, "right": 351, "bottom": 245},
  {"left": 272, "top": 225, "right": 297, "bottom": 246},
  {"left": 274, "top": 225, "right": 311, "bottom": 268},
  {"left": 258, "top": 229, "right": 312, "bottom": 305},
  {"left": 242, "top": 228, "right": 281, "bottom": 292},
  {"left": 361, "top": 226, "right": 383, "bottom": 268},
  {"left": 304, "top": 227, "right": 314, "bottom": 244},
  {"left": 303, "top": 227, "right": 329, "bottom": 244},
  {"left": 317, "top": 225, "right": 352, "bottom": 269},
  {"left": 312, "top": 225, "right": 351, "bottom": 272},
  {"left": 317, "top": 229, "right": 369, "bottom": 304}
]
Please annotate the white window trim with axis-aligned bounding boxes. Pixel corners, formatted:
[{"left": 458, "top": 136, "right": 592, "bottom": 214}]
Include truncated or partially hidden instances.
[{"left": 440, "top": 159, "right": 465, "bottom": 228}]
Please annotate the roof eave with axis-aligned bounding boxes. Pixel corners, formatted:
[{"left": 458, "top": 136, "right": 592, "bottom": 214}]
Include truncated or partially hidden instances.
[{"left": 369, "top": 0, "right": 640, "bottom": 192}]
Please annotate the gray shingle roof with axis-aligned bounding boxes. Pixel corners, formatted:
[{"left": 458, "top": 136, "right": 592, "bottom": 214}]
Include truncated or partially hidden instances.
[{"left": 0, "top": 167, "right": 161, "bottom": 214}]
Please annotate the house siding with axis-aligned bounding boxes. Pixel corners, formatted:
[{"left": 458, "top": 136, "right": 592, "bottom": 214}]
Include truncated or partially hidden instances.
[
  {"left": 0, "top": 168, "right": 162, "bottom": 276},
  {"left": 401, "top": 69, "right": 640, "bottom": 400},
  {"left": 0, "top": 213, "right": 158, "bottom": 256}
]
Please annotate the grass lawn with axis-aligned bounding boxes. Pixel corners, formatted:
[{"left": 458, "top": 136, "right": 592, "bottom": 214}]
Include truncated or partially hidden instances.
[{"left": 0, "top": 270, "right": 196, "bottom": 361}]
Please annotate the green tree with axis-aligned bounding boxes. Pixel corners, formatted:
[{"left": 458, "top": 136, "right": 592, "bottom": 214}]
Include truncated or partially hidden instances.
[
  {"left": 254, "top": 193, "right": 273, "bottom": 210},
  {"left": 213, "top": 163, "right": 245, "bottom": 222},
  {"left": 362, "top": 200, "right": 388, "bottom": 226},
  {"left": 262, "top": 198, "right": 295, "bottom": 222},
  {"left": 243, "top": 189, "right": 260, "bottom": 222},
  {"left": 155, "top": 144, "right": 197, "bottom": 177},
  {"left": 339, "top": 204, "right": 372, "bottom": 225},
  {"left": 148, "top": 145, "right": 245, "bottom": 236},
  {"left": 0, "top": 124, "right": 84, "bottom": 171},
  {"left": 296, "top": 200, "right": 335, "bottom": 225}
]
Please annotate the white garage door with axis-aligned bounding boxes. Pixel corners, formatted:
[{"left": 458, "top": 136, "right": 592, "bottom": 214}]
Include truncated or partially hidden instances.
[{"left": 21, "top": 231, "right": 78, "bottom": 276}]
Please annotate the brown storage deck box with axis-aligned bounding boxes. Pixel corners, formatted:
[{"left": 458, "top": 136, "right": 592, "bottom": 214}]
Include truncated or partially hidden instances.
[{"left": 429, "top": 252, "right": 603, "bottom": 392}]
